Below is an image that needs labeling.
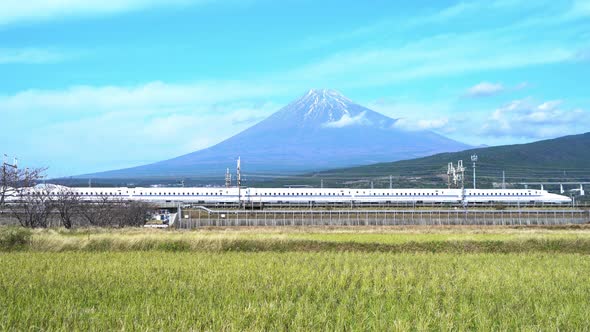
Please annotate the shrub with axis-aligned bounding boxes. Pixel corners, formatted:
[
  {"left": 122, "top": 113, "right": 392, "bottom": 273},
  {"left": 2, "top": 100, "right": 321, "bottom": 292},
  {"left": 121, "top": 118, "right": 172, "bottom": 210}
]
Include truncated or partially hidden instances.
[{"left": 0, "top": 227, "right": 31, "bottom": 250}]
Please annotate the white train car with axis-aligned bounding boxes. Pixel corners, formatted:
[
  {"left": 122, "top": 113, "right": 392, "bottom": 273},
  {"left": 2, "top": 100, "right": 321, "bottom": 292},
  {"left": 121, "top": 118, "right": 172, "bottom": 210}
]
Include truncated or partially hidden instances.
[{"left": 40, "top": 186, "right": 571, "bottom": 205}]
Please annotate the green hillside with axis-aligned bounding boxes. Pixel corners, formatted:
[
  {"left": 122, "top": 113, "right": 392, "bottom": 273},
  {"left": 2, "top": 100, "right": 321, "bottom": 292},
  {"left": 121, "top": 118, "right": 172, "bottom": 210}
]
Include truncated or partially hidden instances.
[{"left": 257, "top": 132, "right": 590, "bottom": 191}]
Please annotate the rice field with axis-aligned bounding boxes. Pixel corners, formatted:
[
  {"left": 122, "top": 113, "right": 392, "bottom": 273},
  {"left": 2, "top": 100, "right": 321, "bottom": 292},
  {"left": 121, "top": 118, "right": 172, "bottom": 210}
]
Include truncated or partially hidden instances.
[{"left": 2, "top": 226, "right": 590, "bottom": 330}]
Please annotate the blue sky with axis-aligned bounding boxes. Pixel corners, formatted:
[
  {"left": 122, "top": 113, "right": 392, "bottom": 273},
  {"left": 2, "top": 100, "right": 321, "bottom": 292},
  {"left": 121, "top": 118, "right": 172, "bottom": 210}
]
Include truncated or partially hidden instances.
[{"left": 1, "top": 0, "right": 589, "bottom": 177}]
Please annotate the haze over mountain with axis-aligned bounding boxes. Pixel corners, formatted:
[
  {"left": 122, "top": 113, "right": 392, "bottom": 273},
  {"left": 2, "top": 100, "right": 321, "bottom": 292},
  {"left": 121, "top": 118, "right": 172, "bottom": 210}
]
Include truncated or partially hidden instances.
[{"left": 80, "top": 89, "right": 469, "bottom": 179}]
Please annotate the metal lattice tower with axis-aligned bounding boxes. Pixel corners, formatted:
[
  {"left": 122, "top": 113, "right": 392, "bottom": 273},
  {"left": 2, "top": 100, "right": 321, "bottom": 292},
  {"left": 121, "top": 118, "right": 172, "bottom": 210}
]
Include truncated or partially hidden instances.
[{"left": 225, "top": 168, "right": 232, "bottom": 188}]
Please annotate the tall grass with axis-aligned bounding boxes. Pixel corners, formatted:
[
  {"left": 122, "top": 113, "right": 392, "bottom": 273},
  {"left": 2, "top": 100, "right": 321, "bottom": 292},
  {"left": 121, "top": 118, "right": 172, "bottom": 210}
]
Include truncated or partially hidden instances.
[
  {"left": 1, "top": 227, "right": 590, "bottom": 253},
  {"left": 1, "top": 252, "right": 589, "bottom": 330}
]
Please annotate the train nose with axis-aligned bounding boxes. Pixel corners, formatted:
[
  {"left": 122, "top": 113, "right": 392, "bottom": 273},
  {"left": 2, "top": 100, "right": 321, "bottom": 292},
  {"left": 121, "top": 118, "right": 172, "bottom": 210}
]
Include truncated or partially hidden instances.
[{"left": 551, "top": 194, "right": 572, "bottom": 203}]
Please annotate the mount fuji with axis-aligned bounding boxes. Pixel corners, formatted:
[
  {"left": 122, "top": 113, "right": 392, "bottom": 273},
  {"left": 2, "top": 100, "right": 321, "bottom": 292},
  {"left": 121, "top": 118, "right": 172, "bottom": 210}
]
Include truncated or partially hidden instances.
[{"left": 81, "top": 89, "right": 469, "bottom": 179}]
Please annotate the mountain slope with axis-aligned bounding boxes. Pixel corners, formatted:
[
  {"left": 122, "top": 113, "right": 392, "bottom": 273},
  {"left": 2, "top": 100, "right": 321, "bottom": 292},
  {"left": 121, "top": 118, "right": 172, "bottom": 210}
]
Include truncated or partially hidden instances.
[
  {"left": 81, "top": 89, "right": 470, "bottom": 179},
  {"left": 293, "top": 132, "right": 590, "bottom": 188}
]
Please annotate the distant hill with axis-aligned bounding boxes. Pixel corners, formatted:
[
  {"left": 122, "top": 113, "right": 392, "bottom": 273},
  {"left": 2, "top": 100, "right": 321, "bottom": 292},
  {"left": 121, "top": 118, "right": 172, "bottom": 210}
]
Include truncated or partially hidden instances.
[
  {"left": 75, "top": 89, "right": 469, "bottom": 180},
  {"left": 261, "top": 132, "right": 590, "bottom": 190}
]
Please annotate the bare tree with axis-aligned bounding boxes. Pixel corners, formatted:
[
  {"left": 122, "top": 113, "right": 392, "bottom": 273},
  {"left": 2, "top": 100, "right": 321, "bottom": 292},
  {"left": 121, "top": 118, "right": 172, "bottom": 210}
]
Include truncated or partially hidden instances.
[
  {"left": 79, "top": 194, "right": 122, "bottom": 227},
  {"left": 53, "top": 188, "right": 82, "bottom": 229},
  {"left": 11, "top": 187, "right": 54, "bottom": 228},
  {"left": 118, "top": 201, "right": 153, "bottom": 227},
  {"left": 1, "top": 158, "right": 46, "bottom": 211}
]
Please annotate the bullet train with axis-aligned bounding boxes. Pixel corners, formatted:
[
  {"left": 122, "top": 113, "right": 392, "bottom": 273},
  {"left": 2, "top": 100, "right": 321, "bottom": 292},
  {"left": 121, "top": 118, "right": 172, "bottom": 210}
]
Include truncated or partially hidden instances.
[{"left": 16, "top": 185, "right": 571, "bottom": 205}]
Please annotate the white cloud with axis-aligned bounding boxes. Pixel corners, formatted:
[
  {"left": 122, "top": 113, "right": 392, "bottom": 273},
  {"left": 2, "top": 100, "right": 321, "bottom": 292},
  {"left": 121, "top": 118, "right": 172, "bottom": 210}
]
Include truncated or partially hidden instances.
[
  {"left": 481, "top": 99, "right": 589, "bottom": 138},
  {"left": 0, "top": 0, "right": 206, "bottom": 25},
  {"left": 287, "top": 29, "right": 575, "bottom": 89},
  {"left": 0, "top": 81, "right": 283, "bottom": 114},
  {"left": 366, "top": 98, "right": 455, "bottom": 132},
  {"left": 464, "top": 81, "right": 530, "bottom": 98},
  {"left": 537, "top": 100, "right": 562, "bottom": 111},
  {"left": 0, "top": 48, "right": 72, "bottom": 64},
  {"left": 394, "top": 117, "right": 449, "bottom": 131},
  {"left": 465, "top": 82, "right": 505, "bottom": 97},
  {"left": 283, "top": 0, "right": 583, "bottom": 90},
  {"left": 322, "top": 112, "right": 371, "bottom": 128},
  {"left": 0, "top": 81, "right": 284, "bottom": 176}
]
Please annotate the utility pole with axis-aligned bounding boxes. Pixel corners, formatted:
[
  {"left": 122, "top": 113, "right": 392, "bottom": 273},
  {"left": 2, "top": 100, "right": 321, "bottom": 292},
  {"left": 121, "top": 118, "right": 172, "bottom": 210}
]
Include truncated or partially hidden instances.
[
  {"left": 370, "top": 181, "right": 373, "bottom": 189},
  {"left": 1, "top": 154, "right": 7, "bottom": 188},
  {"left": 2, "top": 155, "right": 14, "bottom": 192},
  {"left": 321, "top": 179, "right": 323, "bottom": 189},
  {"left": 471, "top": 154, "right": 478, "bottom": 189},
  {"left": 389, "top": 175, "right": 392, "bottom": 189},
  {"left": 502, "top": 170, "right": 505, "bottom": 189}
]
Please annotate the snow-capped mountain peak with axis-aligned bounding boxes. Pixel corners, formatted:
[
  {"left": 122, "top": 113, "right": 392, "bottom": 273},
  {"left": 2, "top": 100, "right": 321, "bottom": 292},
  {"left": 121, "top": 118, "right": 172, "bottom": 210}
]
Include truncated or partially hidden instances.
[{"left": 266, "top": 88, "right": 395, "bottom": 129}]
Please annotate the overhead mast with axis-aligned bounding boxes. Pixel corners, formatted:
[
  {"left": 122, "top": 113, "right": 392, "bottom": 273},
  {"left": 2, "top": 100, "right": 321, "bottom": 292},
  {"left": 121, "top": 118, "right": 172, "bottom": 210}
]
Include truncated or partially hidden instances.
[
  {"left": 237, "top": 157, "right": 241, "bottom": 188},
  {"left": 471, "top": 154, "right": 478, "bottom": 189},
  {"left": 237, "top": 157, "right": 242, "bottom": 208}
]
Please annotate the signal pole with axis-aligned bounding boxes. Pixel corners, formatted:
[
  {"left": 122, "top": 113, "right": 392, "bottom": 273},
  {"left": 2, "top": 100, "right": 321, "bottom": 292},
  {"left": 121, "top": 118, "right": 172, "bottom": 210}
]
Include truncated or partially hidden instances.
[{"left": 471, "top": 154, "right": 478, "bottom": 189}]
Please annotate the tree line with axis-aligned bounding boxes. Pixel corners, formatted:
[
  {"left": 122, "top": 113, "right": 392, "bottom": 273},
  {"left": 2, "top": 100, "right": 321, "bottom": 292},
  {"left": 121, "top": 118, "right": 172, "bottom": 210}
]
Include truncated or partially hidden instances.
[{"left": 1, "top": 164, "right": 153, "bottom": 228}]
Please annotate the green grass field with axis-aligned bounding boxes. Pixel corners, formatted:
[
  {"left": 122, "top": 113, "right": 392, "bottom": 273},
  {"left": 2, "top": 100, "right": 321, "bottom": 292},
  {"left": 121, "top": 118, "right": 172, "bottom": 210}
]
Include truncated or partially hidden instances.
[{"left": 2, "top": 226, "right": 590, "bottom": 330}]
